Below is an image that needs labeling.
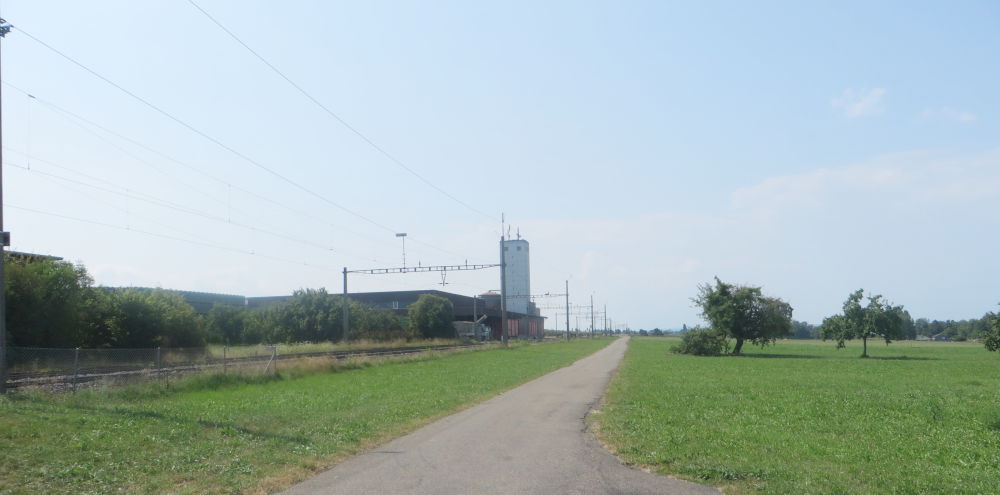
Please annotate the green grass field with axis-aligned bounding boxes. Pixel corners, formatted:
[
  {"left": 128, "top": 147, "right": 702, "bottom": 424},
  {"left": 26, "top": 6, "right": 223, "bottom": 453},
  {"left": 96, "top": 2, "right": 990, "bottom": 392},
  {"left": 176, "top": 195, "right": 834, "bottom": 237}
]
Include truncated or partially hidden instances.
[
  {"left": 0, "top": 338, "right": 612, "bottom": 494},
  {"left": 596, "top": 337, "right": 1000, "bottom": 495}
]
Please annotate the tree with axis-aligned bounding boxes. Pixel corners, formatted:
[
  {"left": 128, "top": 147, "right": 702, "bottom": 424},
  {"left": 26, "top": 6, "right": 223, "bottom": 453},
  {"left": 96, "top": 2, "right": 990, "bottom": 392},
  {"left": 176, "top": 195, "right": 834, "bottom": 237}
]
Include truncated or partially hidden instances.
[
  {"left": 899, "top": 310, "right": 916, "bottom": 340},
  {"left": 693, "top": 277, "right": 793, "bottom": 354},
  {"left": 984, "top": 312, "right": 1000, "bottom": 352},
  {"left": 4, "top": 256, "right": 94, "bottom": 347},
  {"left": 356, "top": 308, "right": 411, "bottom": 342},
  {"left": 671, "top": 328, "right": 729, "bottom": 356},
  {"left": 408, "top": 294, "right": 455, "bottom": 339},
  {"left": 821, "top": 289, "right": 904, "bottom": 358},
  {"left": 205, "top": 303, "right": 247, "bottom": 344},
  {"left": 108, "top": 289, "right": 205, "bottom": 348},
  {"left": 790, "top": 320, "right": 818, "bottom": 339}
]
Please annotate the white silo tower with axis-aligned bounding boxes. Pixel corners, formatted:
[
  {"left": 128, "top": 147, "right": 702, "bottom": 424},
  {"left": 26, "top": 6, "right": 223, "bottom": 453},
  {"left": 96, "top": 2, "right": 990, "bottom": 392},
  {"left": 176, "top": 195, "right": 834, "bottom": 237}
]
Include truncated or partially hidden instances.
[{"left": 501, "top": 238, "right": 531, "bottom": 314}]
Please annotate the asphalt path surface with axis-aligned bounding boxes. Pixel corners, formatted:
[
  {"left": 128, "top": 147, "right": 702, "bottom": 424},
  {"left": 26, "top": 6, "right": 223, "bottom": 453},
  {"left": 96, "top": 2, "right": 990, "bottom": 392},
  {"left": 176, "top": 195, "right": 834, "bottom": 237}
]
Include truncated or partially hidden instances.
[{"left": 280, "top": 337, "right": 719, "bottom": 494}]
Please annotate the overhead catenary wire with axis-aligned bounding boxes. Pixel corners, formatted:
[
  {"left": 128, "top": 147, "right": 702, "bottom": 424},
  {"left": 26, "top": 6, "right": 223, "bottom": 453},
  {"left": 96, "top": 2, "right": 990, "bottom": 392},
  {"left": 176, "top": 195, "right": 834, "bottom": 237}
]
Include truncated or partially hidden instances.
[
  {"left": 6, "top": 157, "right": 384, "bottom": 263},
  {"left": 2, "top": 81, "right": 483, "bottom": 264},
  {"left": 6, "top": 204, "right": 341, "bottom": 271},
  {"left": 2, "top": 82, "right": 397, "bottom": 250},
  {"left": 12, "top": 24, "right": 404, "bottom": 236},
  {"left": 187, "top": 0, "right": 500, "bottom": 223}
]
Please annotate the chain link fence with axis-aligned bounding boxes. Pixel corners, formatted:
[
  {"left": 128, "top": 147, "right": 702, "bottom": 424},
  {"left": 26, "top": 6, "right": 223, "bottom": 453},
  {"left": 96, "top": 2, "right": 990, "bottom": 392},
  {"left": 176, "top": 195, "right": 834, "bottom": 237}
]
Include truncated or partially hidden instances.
[{"left": 5, "top": 345, "right": 278, "bottom": 391}]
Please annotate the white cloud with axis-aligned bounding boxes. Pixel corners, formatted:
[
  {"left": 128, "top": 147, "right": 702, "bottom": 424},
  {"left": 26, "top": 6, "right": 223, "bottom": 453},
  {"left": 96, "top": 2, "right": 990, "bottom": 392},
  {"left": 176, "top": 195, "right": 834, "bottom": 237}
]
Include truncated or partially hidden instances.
[
  {"left": 920, "top": 106, "right": 977, "bottom": 122},
  {"left": 832, "top": 87, "right": 886, "bottom": 118},
  {"left": 518, "top": 149, "right": 1000, "bottom": 328},
  {"left": 732, "top": 149, "right": 1000, "bottom": 214}
]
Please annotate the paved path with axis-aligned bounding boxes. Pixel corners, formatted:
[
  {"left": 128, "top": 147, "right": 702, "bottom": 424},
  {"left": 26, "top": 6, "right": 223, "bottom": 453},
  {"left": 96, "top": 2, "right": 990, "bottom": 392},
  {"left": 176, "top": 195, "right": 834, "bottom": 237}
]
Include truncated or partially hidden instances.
[{"left": 280, "top": 337, "right": 718, "bottom": 495}]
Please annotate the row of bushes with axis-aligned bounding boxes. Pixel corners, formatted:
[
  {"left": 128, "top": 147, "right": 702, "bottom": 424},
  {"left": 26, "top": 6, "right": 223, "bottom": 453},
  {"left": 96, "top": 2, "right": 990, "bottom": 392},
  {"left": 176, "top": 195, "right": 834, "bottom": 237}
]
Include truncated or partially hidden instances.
[{"left": 4, "top": 256, "right": 456, "bottom": 348}]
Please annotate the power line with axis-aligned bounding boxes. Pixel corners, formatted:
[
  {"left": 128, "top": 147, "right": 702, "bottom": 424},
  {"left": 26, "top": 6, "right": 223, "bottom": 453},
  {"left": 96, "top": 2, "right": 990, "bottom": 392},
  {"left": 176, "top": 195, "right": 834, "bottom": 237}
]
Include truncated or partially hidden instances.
[
  {"left": 1, "top": 82, "right": 399, "bottom": 249},
  {"left": 187, "top": 0, "right": 500, "bottom": 223},
  {"left": 13, "top": 24, "right": 401, "bottom": 236},
  {"left": 7, "top": 158, "right": 383, "bottom": 262},
  {"left": 2, "top": 81, "right": 482, "bottom": 263},
  {"left": 7, "top": 204, "right": 340, "bottom": 271}
]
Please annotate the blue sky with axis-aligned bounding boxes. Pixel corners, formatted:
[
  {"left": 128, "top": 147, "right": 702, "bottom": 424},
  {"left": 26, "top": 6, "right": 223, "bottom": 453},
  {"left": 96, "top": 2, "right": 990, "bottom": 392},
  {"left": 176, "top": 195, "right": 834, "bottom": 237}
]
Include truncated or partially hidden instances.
[{"left": 2, "top": 1, "right": 998, "bottom": 329}]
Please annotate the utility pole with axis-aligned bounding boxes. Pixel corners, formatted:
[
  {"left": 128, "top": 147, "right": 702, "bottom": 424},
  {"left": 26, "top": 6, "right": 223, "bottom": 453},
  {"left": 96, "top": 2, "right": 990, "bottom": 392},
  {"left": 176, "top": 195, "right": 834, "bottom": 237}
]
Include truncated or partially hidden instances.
[
  {"left": 590, "top": 294, "right": 595, "bottom": 339},
  {"left": 0, "top": 18, "right": 11, "bottom": 395},
  {"left": 342, "top": 267, "right": 349, "bottom": 341},
  {"left": 604, "top": 304, "right": 607, "bottom": 336},
  {"left": 565, "top": 280, "right": 570, "bottom": 341},
  {"left": 499, "top": 222, "right": 508, "bottom": 347}
]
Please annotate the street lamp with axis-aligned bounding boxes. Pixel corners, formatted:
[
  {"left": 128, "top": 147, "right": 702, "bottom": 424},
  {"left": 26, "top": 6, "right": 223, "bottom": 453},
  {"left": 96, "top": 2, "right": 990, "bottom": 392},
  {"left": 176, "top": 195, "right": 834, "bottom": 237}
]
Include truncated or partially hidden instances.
[{"left": 395, "top": 233, "right": 407, "bottom": 268}]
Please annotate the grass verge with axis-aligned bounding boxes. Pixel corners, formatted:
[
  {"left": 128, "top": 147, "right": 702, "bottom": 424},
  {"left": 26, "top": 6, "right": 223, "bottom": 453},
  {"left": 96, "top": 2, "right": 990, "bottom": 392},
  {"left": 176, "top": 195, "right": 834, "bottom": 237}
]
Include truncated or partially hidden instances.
[
  {"left": 0, "top": 337, "right": 613, "bottom": 494},
  {"left": 595, "top": 337, "right": 1000, "bottom": 494}
]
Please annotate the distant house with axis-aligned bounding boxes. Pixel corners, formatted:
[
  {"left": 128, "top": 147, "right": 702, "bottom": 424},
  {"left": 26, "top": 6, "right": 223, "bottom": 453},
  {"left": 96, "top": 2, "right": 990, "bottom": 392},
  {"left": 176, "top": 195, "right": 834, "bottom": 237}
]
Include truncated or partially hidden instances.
[{"left": 931, "top": 333, "right": 951, "bottom": 342}]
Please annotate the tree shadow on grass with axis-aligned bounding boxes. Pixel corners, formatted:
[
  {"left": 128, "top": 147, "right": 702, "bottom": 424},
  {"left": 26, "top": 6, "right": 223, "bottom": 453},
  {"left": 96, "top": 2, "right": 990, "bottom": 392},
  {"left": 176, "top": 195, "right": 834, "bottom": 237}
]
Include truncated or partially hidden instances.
[
  {"left": 737, "top": 353, "right": 940, "bottom": 361},
  {"left": 15, "top": 401, "right": 312, "bottom": 445},
  {"left": 866, "top": 355, "right": 940, "bottom": 361},
  {"left": 737, "top": 353, "right": 828, "bottom": 359}
]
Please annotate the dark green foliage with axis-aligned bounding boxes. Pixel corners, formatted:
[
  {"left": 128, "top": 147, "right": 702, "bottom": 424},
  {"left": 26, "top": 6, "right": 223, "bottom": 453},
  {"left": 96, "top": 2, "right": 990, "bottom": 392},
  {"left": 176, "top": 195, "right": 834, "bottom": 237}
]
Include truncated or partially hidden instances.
[
  {"left": 693, "top": 277, "right": 793, "bottom": 354},
  {"left": 408, "top": 294, "right": 455, "bottom": 339},
  {"left": 355, "top": 307, "right": 414, "bottom": 341},
  {"left": 650, "top": 328, "right": 664, "bottom": 336},
  {"left": 790, "top": 320, "right": 819, "bottom": 339},
  {"left": 4, "top": 256, "right": 93, "bottom": 347},
  {"left": 106, "top": 289, "right": 206, "bottom": 348},
  {"left": 821, "top": 289, "right": 905, "bottom": 358},
  {"left": 984, "top": 312, "right": 1000, "bottom": 352},
  {"left": 915, "top": 314, "right": 994, "bottom": 341},
  {"left": 266, "top": 288, "right": 343, "bottom": 343},
  {"left": 671, "top": 328, "right": 728, "bottom": 356},
  {"left": 204, "top": 303, "right": 246, "bottom": 344},
  {"left": 240, "top": 290, "right": 406, "bottom": 343}
]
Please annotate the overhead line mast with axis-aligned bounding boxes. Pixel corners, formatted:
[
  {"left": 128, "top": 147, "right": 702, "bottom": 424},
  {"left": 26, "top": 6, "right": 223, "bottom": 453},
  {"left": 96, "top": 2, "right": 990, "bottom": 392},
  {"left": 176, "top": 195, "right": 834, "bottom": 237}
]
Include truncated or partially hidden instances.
[{"left": 0, "top": 17, "right": 12, "bottom": 394}]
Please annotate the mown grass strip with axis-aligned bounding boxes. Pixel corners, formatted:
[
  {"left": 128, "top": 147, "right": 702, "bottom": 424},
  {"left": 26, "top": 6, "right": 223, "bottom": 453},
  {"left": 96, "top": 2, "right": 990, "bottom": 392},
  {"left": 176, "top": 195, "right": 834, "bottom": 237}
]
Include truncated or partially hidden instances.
[
  {"left": 596, "top": 337, "right": 1000, "bottom": 494},
  {"left": 0, "top": 338, "right": 613, "bottom": 495}
]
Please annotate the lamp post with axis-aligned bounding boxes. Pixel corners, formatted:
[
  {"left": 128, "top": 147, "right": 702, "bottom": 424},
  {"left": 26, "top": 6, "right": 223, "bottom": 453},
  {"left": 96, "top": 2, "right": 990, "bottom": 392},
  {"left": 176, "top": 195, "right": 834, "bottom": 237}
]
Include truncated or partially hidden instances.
[{"left": 395, "top": 233, "right": 407, "bottom": 269}]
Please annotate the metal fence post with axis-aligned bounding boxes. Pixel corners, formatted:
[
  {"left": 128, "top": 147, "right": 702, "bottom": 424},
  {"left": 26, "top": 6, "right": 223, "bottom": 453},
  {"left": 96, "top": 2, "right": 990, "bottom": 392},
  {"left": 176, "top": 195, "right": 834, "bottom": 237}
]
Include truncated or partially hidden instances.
[
  {"left": 155, "top": 347, "right": 161, "bottom": 379},
  {"left": 271, "top": 346, "right": 277, "bottom": 374},
  {"left": 72, "top": 347, "right": 80, "bottom": 393},
  {"left": 223, "top": 345, "right": 227, "bottom": 375}
]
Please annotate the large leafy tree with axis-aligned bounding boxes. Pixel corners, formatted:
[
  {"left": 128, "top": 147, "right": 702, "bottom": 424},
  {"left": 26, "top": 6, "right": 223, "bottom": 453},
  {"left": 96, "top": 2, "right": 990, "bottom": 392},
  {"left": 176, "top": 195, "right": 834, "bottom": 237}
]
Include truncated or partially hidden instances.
[
  {"left": 693, "top": 277, "right": 793, "bottom": 354},
  {"left": 821, "top": 289, "right": 904, "bottom": 358},
  {"left": 408, "top": 294, "right": 455, "bottom": 339}
]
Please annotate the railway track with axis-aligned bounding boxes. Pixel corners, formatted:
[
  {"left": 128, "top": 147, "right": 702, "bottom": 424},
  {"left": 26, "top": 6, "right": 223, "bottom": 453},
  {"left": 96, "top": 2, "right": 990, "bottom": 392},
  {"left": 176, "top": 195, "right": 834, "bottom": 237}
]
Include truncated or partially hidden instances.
[{"left": 6, "top": 343, "right": 485, "bottom": 389}]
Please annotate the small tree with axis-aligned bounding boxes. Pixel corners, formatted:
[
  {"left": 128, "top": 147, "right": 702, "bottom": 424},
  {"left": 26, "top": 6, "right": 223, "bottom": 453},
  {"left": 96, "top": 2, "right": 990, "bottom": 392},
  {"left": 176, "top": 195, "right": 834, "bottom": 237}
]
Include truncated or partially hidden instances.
[
  {"left": 671, "top": 328, "right": 728, "bottom": 356},
  {"left": 984, "top": 312, "right": 1000, "bottom": 352},
  {"left": 205, "top": 303, "right": 246, "bottom": 344},
  {"left": 408, "top": 294, "right": 455, "bottom": 339},
  {"left": 693, "top": 277, "right": 793, "bottom": 354},
  {"left": 108, "top": 289, "right": 205, "bottom": 348},
  {"left": 821, "top": 289, "right": 904, "bottom": 358}
]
